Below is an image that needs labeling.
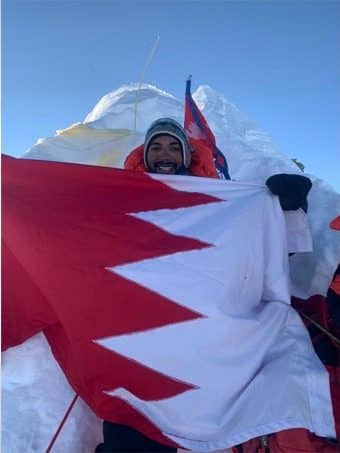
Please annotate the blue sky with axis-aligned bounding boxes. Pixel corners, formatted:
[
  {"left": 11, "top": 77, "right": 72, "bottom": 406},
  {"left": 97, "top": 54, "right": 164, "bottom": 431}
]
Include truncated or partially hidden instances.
[{"left": 2, "top": 0, "right": 339, "bottom": 191}]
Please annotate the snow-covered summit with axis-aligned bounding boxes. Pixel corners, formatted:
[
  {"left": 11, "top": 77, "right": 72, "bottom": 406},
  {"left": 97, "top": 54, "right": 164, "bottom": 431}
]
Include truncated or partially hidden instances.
[
  {"left": 84, "top": 83, "right": 182, "bottom": 132},
  {"left": 193, "top": 85, "right": 256, "bottom": 136},
  {"left": 194, "top": 85, "right": 276, "bottom": 154},
  {"left": 25, "top": 82, "right": 298, "bottom": 179}
]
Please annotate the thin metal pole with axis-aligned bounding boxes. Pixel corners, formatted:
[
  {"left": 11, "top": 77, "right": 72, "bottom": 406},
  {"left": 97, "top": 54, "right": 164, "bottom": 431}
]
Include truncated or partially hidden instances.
[{"left": 134, "top": 36, "right": 160, "bottom": 132}]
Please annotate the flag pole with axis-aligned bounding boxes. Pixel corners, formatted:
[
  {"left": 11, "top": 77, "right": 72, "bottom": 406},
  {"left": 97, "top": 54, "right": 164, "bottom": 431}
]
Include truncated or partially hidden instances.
[
  {"left": 185, "top": 74, "right": 192, "bottom": 98},
  {"left": 133, "top": 36, "right": 160, "bottom": 133}
]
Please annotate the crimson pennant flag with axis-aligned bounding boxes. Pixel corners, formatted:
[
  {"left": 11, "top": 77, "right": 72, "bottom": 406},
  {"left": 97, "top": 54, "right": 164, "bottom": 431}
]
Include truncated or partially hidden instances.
[
  {"left": 2, "top": 154, "right": 336, "bottom": 450},
  {"left": 184, "top": 76, "right": 231, "bottom": 180}
]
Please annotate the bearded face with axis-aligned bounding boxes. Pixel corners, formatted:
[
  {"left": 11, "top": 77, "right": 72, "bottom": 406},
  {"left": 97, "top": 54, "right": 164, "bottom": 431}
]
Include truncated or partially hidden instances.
[{"left": 146, "top": 135, "right": 184, "bottom": 174}]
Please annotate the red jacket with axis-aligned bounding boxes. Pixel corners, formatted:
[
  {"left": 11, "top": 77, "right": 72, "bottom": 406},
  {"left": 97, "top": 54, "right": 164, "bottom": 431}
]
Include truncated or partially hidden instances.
[{"left": 124, "top": 141, "right": 220, "bottom": 179}]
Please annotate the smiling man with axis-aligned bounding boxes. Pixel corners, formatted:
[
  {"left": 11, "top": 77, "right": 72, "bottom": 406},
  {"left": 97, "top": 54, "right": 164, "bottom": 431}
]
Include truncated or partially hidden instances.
[
  {"left": 123, "top": 117, "right": 220, "bottom": 178},
  {"left": 143, "top": 118, "right": 192, "bottom": 175}
]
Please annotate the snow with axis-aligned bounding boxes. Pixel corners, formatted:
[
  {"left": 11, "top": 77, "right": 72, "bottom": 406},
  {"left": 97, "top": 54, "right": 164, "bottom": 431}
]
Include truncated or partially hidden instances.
[
  {"left": 2, "top": 334, "right": 101, "bottom": 452},
  {"left": 4, "top": 82, "right": 339, "bottom": 452},
  {"left": 84, "top": 83, "right": 181, "bottom": 133}
]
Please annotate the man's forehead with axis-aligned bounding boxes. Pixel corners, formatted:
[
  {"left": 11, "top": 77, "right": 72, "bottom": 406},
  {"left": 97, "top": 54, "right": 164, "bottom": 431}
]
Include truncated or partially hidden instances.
[{"left": 149, "top": 134, "right": 181, "bottom": 144}]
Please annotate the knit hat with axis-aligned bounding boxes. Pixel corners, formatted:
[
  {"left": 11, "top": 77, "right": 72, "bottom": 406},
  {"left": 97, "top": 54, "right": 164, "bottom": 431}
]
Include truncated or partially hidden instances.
[{"left": 143, "top": 118, "right": 191, "bottom": 170}]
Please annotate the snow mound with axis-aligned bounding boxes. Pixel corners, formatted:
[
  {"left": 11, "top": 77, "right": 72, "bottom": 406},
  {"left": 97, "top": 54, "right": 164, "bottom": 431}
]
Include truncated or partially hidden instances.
[{"left": 84, "top": 83, "right": 181, "bottom": 132}]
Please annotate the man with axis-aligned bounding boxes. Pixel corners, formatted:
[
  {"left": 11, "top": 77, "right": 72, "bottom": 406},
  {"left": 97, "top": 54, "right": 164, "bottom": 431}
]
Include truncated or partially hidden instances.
[
  {"left": 124, "top": 117, "right": 220, "bottom": 179},
  {"left": 96, "top": 117, "right": 312, "bottom": 453},
  {"left": 142, "top": 118, "right": 192, "bottom": 175},
  {"left": 125, "top": 118, "right": 312, "bottom": 214}
]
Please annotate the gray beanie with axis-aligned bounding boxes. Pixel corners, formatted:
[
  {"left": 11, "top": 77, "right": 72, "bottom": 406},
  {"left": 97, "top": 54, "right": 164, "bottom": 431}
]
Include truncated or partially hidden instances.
[{"left": 144, "top": 118, "right": 191, "bottom": 169}]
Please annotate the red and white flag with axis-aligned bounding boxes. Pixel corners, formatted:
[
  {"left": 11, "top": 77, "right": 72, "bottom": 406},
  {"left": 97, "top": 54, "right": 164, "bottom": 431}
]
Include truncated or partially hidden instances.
[{"left": 2, "top": 155, "right": 335, "bottom": 450}]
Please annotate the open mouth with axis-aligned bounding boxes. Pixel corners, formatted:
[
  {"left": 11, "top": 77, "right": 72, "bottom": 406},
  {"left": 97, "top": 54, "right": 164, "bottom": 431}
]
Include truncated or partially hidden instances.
[{"left": 154, "top": 161, "right": 178, "bottom": 174}]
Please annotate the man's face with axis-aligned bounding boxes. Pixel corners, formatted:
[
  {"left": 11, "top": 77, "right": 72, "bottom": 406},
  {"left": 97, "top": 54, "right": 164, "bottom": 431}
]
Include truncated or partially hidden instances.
[{"left": 146, "top": 135, "right": 183, "bottom": 174}]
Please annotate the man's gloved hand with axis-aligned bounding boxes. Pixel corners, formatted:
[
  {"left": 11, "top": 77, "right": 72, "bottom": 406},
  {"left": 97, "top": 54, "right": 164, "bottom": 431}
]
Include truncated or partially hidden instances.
[{"left": 265, "top": 173, "right": 312, "bottom": 212}]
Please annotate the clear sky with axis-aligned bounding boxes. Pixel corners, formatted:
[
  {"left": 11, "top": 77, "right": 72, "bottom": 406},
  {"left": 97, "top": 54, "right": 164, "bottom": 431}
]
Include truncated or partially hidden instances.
[{"left": 2, "top": 0, "right": 340, "bottom": 191}]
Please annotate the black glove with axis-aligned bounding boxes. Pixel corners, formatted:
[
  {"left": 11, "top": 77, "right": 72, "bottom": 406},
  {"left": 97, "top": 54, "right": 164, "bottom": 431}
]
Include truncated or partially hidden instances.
[{"left": 265, "top": 173, "right": 312, "bottom": 212}]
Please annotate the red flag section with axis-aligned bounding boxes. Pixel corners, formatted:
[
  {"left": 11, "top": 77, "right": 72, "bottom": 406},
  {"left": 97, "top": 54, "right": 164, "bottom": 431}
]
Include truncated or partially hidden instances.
[
  {"left": 1, "top": 155, "right": 221, "bottom": 445},
  {"left": 184, "top": 77, "right": 230, "bottom": 179}
]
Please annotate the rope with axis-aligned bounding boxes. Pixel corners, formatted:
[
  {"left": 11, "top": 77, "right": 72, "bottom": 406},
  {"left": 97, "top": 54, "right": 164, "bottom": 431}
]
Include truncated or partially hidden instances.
[
  {"left": 298, "top": 311, "right": 340, "bottom": 347},
  {"left": 45, "top": 394, "right": 79, "bottom": 453}
]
